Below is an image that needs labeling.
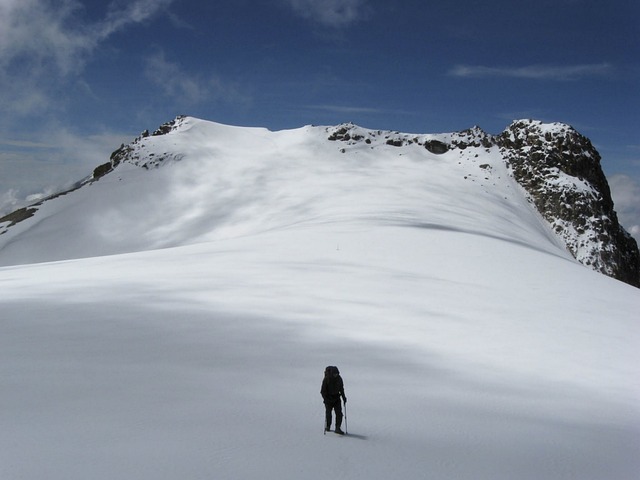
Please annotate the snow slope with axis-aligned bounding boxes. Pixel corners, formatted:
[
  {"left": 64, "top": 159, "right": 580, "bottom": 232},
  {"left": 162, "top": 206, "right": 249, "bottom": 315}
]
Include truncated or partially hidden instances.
[
  {"left": 0, "top": 117, "right": 567, "bottom": 265},
  {"left": 0, "top": 117, "right": 638, "bottom": 479}
]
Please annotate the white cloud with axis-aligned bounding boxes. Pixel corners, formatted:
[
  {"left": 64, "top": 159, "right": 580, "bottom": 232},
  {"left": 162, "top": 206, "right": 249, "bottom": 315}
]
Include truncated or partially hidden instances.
[
  {"left": 609, "top": 174, "right": 640, "bottom": 243},
  {"left": 449, "top": 63, "right": 613, "bottom": 81},
  {"left": 0, "top": 0, "right": 176, "bottom": 115},
  {"left": 98, "top": 0, "right": 176, "bottom": 40},
  {"left": 144, "top": 50, "right": 249, "bottom": 107},
  {"left": 283, "top": 0, "right": 370, "bottom": 27},
  {"left": 0, "top": 0, "right": 88, "bottom": 76}
]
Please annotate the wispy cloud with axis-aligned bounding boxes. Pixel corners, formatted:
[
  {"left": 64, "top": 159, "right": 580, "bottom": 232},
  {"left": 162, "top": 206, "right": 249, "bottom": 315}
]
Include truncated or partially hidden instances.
[
  {"left": 305, "top": 104, "right": 419, "bottom": 119},
  {"left": 144, "top": 50, "right": 249, "bottom": 107},
  {"left": 98, "top": 0, "right": 175, "bottom": 40},
  {"left": 306, "top": 104, "right": 384, "bottom": 114},
  {"left": 0, "top": 138, "right": 56, "bottom": 149},
  {"left": 0, "top": 0, "right": 176, "bottom": 115},
  {"left": 0, "top": 0, "right": 87, "bottom": 77},
  {"left": 449, "top": 63, "right": 613, "bottom": 81},
  {"left": 282, "top": 0, "right": 370, "bottom": 27}
]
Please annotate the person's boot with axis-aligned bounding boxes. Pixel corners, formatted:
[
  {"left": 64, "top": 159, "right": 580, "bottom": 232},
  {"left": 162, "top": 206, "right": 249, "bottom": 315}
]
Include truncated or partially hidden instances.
[{"left": 335, "top": 416, "right": 344, "bottom": 435}]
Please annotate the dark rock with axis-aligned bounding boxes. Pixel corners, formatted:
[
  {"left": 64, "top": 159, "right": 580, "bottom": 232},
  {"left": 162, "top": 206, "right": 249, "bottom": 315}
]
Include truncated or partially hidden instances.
[
  {"left": 0, "top": 207, "right": 38, "bottom": 230},
  {"left": 424, "top": 140, "right": 449, "bottom": 154},
  {"left": 327, "top": 124, "right": 354, "bottom": 141},
  {"left": 93, "top": 161, "right": 114, "bottom": 179},
  {"left": 497, "top": 119, "right": 640, "bottom": 287},
  {"left": 152, "top": 115, "right": 187, "bottom": 136}
]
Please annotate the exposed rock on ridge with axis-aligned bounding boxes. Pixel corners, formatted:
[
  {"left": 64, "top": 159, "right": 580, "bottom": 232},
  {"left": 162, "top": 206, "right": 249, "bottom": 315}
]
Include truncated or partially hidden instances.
[
  {"left": 325, "top": 123, "right": 492, "bottom": 153},
  {"left": 497, "top": 119, "right": 639, "bottom": 287},
  {"left": 93, "top": 115, "right": 188, "bottom": 180}
]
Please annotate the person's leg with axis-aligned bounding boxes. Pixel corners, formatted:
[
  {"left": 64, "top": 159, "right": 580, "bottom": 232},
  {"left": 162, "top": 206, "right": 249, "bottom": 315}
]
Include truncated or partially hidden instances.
[
  {"left": 324, "top": 403, "right": 332, "bottom": 431},
  {"left": 334, "top": 401, "right": 344, "bottom": 433}
]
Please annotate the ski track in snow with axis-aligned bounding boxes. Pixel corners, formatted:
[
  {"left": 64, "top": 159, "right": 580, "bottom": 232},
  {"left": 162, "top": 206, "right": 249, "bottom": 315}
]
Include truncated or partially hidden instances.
[{"left": 0, "top": 117, "right": 639, "bottom": 479}]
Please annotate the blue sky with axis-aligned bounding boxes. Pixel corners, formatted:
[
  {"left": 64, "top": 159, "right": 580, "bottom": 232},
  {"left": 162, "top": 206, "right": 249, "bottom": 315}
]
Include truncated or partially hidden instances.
[{"left": 1, "top": 0, "right": 639, "bottom": 237}]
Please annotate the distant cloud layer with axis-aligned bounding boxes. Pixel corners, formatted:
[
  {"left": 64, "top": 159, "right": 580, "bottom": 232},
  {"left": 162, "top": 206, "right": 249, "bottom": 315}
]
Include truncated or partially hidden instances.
[
  {"left": 283, "top": 0, "right": 369, "bottom": 27},
  {"left": 449, "top": 63, "right": 612, "bottom": 81}
]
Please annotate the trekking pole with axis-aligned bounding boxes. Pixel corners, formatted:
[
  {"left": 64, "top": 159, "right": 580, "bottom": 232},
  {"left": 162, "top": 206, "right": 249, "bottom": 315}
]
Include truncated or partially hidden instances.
[{"left": 344, "top": 399, "right": 348, "bottom": 435}]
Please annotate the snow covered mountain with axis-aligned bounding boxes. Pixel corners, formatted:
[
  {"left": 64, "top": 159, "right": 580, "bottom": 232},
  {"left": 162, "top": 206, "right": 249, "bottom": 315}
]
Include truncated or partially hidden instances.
[
  {"left": 0, "top": 117, "right": 639, "bottom": 480},
  {"left": 1, "top": 115, "right": 637, "bottom": 287}
]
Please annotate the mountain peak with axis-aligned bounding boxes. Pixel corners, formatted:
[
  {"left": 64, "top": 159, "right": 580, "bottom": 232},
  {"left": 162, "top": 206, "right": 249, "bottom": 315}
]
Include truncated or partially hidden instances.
[{"left": 93, "top": 116, "right": 195, "bottom": 179}]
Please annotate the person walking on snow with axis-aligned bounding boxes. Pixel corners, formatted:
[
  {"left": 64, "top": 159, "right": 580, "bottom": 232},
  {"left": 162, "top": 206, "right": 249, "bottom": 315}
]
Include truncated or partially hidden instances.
[{"left": 321, "top": 366, "right": 347, "bottom": 434}]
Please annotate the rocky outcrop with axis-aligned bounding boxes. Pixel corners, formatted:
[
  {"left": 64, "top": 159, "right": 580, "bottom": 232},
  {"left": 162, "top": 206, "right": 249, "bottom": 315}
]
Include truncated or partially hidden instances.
[
  {"left": 92, "top": 143, "right": 130, "bottom": 180},
  {"left": 423, "top": 140, "right": 449, "bottom": 154},
  {"left": 0, "top": 206, "right": 38, "bottom": 231},
  {"left": 497, "top": 119, "right": 639, "bottom": 287},
  {"left": 327, "top": 123, "right": 453, "bottom": 152},
  {"left": 93, "top": 115, "right": 188, "bottom": 179}
]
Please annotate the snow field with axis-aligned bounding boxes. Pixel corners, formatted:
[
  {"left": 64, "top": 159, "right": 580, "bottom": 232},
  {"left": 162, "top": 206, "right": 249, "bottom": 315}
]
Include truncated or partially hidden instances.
[{"left": 1, "top": 224, "right": 639, "bottom": 479}]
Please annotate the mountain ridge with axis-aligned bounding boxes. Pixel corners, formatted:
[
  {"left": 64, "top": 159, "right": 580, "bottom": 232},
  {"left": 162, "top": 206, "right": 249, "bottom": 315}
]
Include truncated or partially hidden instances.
[{"left": 0, "top": 115, "right": 637, "bottom": 287}]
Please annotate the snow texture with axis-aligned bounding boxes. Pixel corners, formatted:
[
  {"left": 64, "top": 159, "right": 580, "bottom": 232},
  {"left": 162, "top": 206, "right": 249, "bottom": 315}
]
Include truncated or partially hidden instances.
[{"left": 0, "top": 117, "right": 638, "bottom": 480}]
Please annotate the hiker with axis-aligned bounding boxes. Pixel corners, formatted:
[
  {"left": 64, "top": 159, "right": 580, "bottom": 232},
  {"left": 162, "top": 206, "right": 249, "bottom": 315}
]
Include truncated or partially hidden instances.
[{"left": 321, "top": 366, "right": 347, "bottom": 434}]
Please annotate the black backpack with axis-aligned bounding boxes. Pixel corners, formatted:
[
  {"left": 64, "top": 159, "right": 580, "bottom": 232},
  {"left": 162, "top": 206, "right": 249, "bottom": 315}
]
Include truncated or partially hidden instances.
[
  {"left": 323, "top": 366, "right": 342, "bottom": 396},
  {"left": 324, "top": 365, "right": 339, "bottom": 377}
]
